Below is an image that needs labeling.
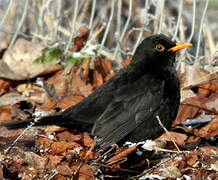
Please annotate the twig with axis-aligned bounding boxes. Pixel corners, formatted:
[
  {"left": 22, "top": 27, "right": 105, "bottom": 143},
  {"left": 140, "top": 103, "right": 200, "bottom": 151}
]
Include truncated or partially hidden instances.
[
  {"left": 157, "top": 0, "right": 165, "bottom": 34},
  {"left": 194, "top": 0, "right": 209, "bottom": 65},
  {"left": 113, "top": 0, "right": 132, "bottom": 64},
  {"left": 156, "top": 116, "right": 180, "bottom": 152},
  {"left": 4, "top": 117, "right": 40, "bottom": 154},
  {"left": 90, "top": 144, "right": 117, "bottom": 166},
  {"left": 129, "top": 152, "right": 185, "bottom": 179},
  {"left": 64, "top": 0, "right": 79, "bottom": 54},
  {"left": 8, "top": 0, "right": 28, "bottom": 49},
  {"left": 88, "top": 0, "right": 96, "bottom": 36},
  {"left": 100, "top": 0, "right": 115, "bottom": 51},
  {"left": 0, "top": 0, "right": 14, "bottom": 27},
  {"left": 53, "top": 0, "right": 62, "bottom": 41},
  {"left": 72, "top": 161, "right": 84, "bottom": 176},
  {"left": 46, "top": 170, "right": 58, "bottom": 180},
  {"left": 132, "top": 0, "right": 151, "bottom": 54},
  {"left": 172, "top": 0, "right": 183, "bottom": 41}
]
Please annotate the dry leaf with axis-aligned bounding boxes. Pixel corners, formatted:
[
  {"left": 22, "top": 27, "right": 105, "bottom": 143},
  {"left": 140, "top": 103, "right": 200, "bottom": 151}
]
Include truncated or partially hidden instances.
[
  {"left": 92, "top": 71, "right": 104, "bottom": 88},
  {"left": 158, "top": 131, "right": 187, "bottom": 145},
  {"left": 56, "top": 164, "right": 72, "bottom": 176},
  {"left": 194, "top": 116, "right": 218, "bottom": 137},
  {"left": 174, "top": 97, "right": 206, "bottom": 126},
  {"left": 47, "top": 155, "right": 63, "bottom": 166},
  {"left": 56, "top": 131, "right": 82, "bottom": 142},
  {"left": 122, "top": 55, "right": 132, "bottom": 67},
  {"left": 0, "top": 79, "right": 12, "bottom": 95},
  {"left": 83, "top": 132, "right": 94, "bottom": 147},
  {"left": 56, "top": 95, "right": 84, "bottom": 109},
  {"left": 0, "top": 38, "right": 62, "bottom": 80},
  {"left": 50, "top": 141, "right": 82, "bottom": 154}
]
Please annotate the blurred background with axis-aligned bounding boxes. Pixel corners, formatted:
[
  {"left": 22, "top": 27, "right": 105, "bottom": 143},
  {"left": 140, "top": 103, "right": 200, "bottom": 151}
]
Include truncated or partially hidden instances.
[{"left": 0, "top": 0, "right": 217, "bottom": 69}]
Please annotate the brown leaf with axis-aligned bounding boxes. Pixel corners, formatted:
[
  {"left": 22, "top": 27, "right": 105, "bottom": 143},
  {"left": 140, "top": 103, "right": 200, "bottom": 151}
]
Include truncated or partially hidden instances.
[
  {"left": 79, "top": 26, "right": 89, "bottom": 37},
  {"left": 69, "top": 27, "right": 89, "bottom": 52},
  {"left": 47, "top": 155, "right": 63, "bottom": 165},
  {"left": 39, "top": 98, "right": 57, "bottom": 111},
  {"left": 0, "top": 78, "right": 12, "bottom": 95},
  {"left": 80, "top": 58, "right": 91, "bottom": 83},
  {"left": 47, "top": 70, "right": 69, "bottom": 98},
  {"left": 158, "top": 131, "right": 187, "bottom": 145},
  {"left": 56, "top": 95, "right": 84, "bottom": 109},
  {"left": 71, "top": 69, "right": 93, "bottom": 97},
  {"left": 194, "top": 116, "right": 218, "bottom": 137},
  {"left": 70, "top": 36, "right": 85, "bottom": 52},
  {"left": 122, "top": 55, "right": 132, "bottom": 67},
  {"left": 92, "top": 71, "right": 104, "bottom": 88},
  {"left": 0, "top": 105, "right": 12, "bottom": 121},
  {"left": 95, "top": 57, "right": 112, "bottom": 78},
  {"left": 106, "top": 145, "right": 137, "bottom": 165},
  {"left": 204, "top": 92, "right": 218, "bottom": 112},
  {"left": 191, "top": 81, "right": 218, "bottom": 98},
  {"left": 101, "top": 59, "right": 113, "bottom": 75},
  {"left": 56, "top": 164, "right": 72, "bottom": 176},
  {"left": 159, "top": 166, "right": 182, "bottom": 179},
  {"left": 50, "top": 141, "right": 82, "bottom": 154},
  {"left": 199, "top": 146, "right": 218, "bottom": 156},
  {"left": 56, "top": 131, "right": 82, "bottom": 142},
  {"left": 44, "top": 125, "right": 64, "bottom": 135},
  {"left": 70, "top": 163, "right": 95, "bottom": 180},
  {"left": 174, "top": 97, "right": 206, "bottom": 126},
  {"left": 36, "top": 137, "right": 54, "bottom": 150},
  {"left": 186, "top": 152, "right": 199, "bottom": 166},
  {"left": 83, "top": 132, "right": 94, "bottom": 147}
]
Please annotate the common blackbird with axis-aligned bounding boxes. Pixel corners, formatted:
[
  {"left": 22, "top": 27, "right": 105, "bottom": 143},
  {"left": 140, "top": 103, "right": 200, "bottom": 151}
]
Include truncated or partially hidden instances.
[{"left": 2, "top": 34, "right": 192, "bottom": 150}]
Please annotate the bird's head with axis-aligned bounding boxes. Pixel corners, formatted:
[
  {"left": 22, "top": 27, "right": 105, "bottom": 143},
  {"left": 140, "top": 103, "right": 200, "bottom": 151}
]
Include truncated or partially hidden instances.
[{"left": 132, "top": 34, "right": 192, "bottom": 69}]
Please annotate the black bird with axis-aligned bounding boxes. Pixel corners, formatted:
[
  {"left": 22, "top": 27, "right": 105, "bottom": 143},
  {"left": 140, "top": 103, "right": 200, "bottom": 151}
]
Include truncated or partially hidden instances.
[{"left": 2, "top": 34, "right": 192, "bottom": 150}]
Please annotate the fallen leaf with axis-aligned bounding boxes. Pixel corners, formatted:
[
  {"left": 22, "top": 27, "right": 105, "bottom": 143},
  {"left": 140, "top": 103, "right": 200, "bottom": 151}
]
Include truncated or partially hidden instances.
[
  {"left": 70, "top": 163, "right": 95, "bottom": 180},
  {"left": 47, "top": 155, "right": 64, "bottom": 165},
  {"left": 204, "top": 92, "right": 218, "bottom": 112},
  {"left": 83, "top": 132, "right": 94, "bottom": 147},
  {"left": 56, "top": 95, "right": 84, "bottom": 109},
  {"left": 158, "top": 131, "right": 187, "bottom": 145},
  {"left": 92, "top": 71, "right": 104, "bottom": 88},
  {"left": 50, "top": 141, "right": 82, "bottom": 154},
  {"left": 0, "top": 38, "right": 62, "bottom": 80},
  {"left": 0, "top": 105, "right": 12, "bottom": 121},
  {"left": 122, "top": 55, "right": 132, "bottom": 67},
  {"left": 69, "top": 27, "right": 89, "bottom": 52},
  {"left": 56, "top": 164, "right": 72, "bottom": 176},
  {"left": 56, "top": 131, "right": 82, "bottom": 142},
  {"left": 186, "top": 152, "right": 199, "bottom": 166},
  {"left": 0, "top": 78, "right": 12, "bottom": 95},
  {"left": 190, "top": 81, "right": 218, "bottom": 98},
  {"left": 159, "top": 166, "right": 182, "bottom": 178},
  {"left": 0, "top": 92, "right": 29, "bottom": 106},
  {"left": 199, "top": 146, "right": 218, "bottom": 156},
  {"left": 194, "top": 116, "right": 218, "bottom": 137},
  {"left": 174, "top": 97, "right": 206, "bottom": 126}
]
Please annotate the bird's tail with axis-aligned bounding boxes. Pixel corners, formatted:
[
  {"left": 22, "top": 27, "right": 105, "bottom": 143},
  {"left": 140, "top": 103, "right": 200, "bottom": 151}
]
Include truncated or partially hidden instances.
[{"left": 1, "top": 114, "right": 63, "bottom": 130}]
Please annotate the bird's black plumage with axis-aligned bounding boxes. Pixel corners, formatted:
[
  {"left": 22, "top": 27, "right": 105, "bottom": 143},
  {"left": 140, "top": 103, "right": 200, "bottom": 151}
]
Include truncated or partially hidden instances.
[{"left": 2, "top": 34, "right": 189, "bottom": 150}]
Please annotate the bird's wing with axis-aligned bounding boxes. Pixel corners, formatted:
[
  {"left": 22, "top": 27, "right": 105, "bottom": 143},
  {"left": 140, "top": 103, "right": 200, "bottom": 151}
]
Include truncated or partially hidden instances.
[{"left": 92, "top": 74, "right": 165, "bottom": 150}]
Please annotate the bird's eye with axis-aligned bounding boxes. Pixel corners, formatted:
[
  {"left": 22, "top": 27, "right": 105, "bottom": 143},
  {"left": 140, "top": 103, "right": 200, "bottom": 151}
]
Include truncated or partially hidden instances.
[{"left": 155, "top": 44, "right": 165, "bottom": 52}]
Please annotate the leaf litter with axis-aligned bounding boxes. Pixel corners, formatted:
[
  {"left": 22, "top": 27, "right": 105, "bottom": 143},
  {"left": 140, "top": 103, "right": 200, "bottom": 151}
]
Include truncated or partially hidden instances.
[{"left": 0, "top": 28, "right": 218, "bottom": 180}]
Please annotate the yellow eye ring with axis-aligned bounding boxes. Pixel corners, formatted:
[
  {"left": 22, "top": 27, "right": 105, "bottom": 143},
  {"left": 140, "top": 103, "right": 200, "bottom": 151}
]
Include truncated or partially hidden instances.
[{"left": 155, "top": 44, "right": 165, "bottom": 52}]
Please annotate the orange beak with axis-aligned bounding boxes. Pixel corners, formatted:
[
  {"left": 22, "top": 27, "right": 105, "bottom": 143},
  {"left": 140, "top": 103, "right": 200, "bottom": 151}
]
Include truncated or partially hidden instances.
[{"left": 168, "top": 42, "right": 192, "bottom": 52}]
